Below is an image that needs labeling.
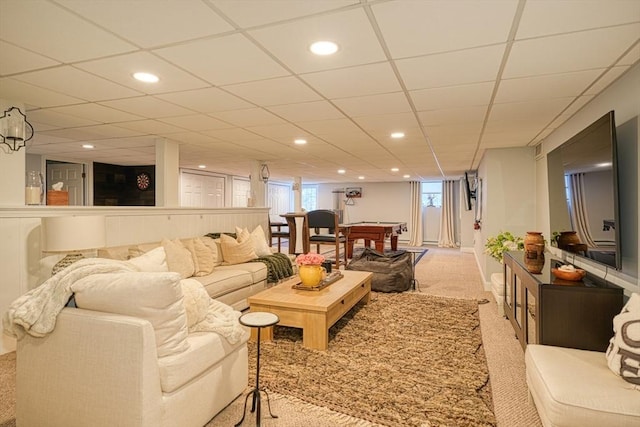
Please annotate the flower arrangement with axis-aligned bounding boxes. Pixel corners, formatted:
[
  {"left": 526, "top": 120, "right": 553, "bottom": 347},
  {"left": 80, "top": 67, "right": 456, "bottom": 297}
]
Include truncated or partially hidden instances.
[
  {"left": 485, "top": 231, "right": 524, "bottom": 263},
  {"left": 295, "top": 253, "right": 325, "bottom": 266}
]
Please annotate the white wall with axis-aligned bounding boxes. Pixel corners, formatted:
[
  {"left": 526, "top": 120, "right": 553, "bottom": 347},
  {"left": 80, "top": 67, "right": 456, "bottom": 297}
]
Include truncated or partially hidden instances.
[
  {"left": 475, "top": 148, "right": 536, "bottom": 286},
  {"left": 536, "top": 62, "right": 640, "bottom": 296},
  {"left": 0, "top": 207, "right": 269, "bottom": 355}
]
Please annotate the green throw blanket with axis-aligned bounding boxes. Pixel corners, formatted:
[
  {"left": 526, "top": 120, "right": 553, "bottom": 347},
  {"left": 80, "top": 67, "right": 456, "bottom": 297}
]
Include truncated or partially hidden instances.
[{"left": 250, "top": 253, "right": 294, "bottom": 283}]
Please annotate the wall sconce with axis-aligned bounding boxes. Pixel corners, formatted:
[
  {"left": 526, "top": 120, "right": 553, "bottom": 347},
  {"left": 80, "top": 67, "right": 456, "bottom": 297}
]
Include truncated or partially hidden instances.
[
  {"left": 260, "top": 163, "right": 270, "bottom": 183},
  {"left": 0, "top": 107, "right": 34, "bottom": 152}
]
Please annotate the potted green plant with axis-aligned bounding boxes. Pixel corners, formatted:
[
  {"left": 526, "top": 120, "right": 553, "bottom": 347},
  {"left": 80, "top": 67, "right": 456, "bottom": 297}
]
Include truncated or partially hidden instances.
[{"left": 485, "top": 231, "right": 524, "bottom": 263}]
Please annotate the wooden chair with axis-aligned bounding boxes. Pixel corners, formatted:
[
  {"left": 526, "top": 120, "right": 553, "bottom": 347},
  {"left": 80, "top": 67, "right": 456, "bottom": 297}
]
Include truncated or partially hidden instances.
[
  {"left": 269, "top": 220, "right": 290, "bottom": 252},
  {"left": 306, "top": 209, "right": 348, "bottom": 268}
]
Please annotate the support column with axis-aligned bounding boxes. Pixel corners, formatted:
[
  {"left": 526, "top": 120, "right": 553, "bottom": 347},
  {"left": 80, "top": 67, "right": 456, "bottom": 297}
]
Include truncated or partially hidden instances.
[
  {"left": 155, "top": 138, "right": 179, "bottom": 207},
  {"left": 0, "top": 100, "right": 27, "bottom": 206},
  {"left": 293, "top": 176, "right": 302, "bottom": 212}
]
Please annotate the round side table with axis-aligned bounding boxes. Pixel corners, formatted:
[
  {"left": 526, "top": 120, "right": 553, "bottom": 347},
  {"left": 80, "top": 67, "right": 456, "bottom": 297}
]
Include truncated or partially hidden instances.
[{"left": 235, "top": 312, "right": 279, "bottom": 427}]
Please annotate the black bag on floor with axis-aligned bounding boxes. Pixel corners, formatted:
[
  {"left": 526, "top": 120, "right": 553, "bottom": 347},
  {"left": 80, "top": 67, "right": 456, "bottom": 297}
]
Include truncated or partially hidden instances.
[{"left": 346, "top": 247, "right": 412, "bottom": 292}]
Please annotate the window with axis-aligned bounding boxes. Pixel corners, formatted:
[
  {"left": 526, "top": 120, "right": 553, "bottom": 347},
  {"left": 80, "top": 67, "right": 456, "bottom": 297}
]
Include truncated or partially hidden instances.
[
  {"left": 302, "top": 185, "right": 317, "bottom": 211},
  {"left": 421, "top": 181, "right": 442, "bottom": 207}
]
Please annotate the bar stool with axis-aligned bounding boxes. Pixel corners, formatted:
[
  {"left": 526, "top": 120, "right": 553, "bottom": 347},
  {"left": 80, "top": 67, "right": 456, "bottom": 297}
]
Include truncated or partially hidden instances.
[{"left": 235, "top": 312, "right": 279, "bottom": 427}]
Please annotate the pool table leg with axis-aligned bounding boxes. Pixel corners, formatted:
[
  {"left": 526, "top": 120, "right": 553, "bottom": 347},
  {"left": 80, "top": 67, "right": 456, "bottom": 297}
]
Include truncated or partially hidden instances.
[{"left": 391, "top": 235, "right": 399, "bottom": 251}]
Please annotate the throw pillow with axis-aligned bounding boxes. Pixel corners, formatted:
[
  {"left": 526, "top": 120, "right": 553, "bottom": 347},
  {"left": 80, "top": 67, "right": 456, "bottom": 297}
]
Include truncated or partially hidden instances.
[
  {"left": 162, "top": 238, "right": 195, "bottom": 279},
  {"left": 235, "top": 225, "right": 272, "bottom": 257},
  {"left": 72, "top": 271, "right": 190, "bottom": 358},
  {"left": 605, "top": 292, "right": 640, "bottom": 386},
  {"left": 220, "top": 233, "right": 257, "bottom": 265},
  {"left": 183, "top": 237, "right": 215, "bottom": 277},
  {"left": 127, "top": 246, "right": 168, "bottom": 273},
  {"left": 201, "top": 236, "right": 223, "bottom": 266}
]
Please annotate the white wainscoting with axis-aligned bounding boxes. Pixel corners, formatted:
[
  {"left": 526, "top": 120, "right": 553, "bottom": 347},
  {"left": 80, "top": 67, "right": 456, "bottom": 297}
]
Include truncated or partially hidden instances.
[{"left": 0, "top": 207, "right": 269, "bottom": 355}]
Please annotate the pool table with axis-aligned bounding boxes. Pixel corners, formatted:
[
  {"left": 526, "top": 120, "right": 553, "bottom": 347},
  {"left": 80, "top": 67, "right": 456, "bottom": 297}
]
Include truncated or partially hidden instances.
[{"left": 344, "top": 221, "right": 408, "bottom": 258}]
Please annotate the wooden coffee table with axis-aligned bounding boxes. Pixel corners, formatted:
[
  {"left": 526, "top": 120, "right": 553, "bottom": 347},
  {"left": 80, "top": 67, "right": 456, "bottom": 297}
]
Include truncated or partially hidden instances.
[{"left": 247, "top": 270, "right": 373, "bottom": 350}]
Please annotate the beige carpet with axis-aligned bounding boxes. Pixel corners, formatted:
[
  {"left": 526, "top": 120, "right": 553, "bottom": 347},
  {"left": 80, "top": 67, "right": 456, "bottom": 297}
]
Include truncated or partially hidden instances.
[
  {"left": 0, "top": 247, "right": 542, "bottom": 427},
  {"left": 241, "top": 292, "right": 495, "bottom": 426}
]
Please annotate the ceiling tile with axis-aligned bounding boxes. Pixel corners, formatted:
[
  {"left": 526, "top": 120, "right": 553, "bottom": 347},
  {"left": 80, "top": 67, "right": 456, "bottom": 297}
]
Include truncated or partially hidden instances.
[
  {"left": 114, "top": 119, "right": 185, "bottom": 135},
  {"left": 353, "top": 112, "right": 421, "bottom": 132},
  {"left": 517, "top": 0, "right": 640, "bottom": 39},
  {"left": 158, "top": 114, "right": 233, "bottom": 131},
  {"left": 154, "top": 33, "right": 290, "bottom": 86},
  {"left": 585, "top": 66, "right": 630, "bottom": 95},
  {"left": 224, "top": 76, "right": 322, "bottom": 106},
  {"left": 495, "top": 69, "right": 603, "bottom": 103},
  {"left": 301, "top": 62, "right": 402, "bottom": 99},
  {"left": 396, "top": 45, "right": 505, "bottom": 90},
  {"left": 49, "top": 104, "right": 144, "bottom": 123},
  {"left": 332, "top": 92, "right": 412, "bottom": 117},
  {"left": 245, "top": 123, "right": 308, "bottom": 141},
  {"left": 418, "top": 106, "right": 487, "bottom": 126},
  {"left": 202, "top": 127, "right": 264, "bottom": 142},
  {"left": 0, "top": 0, "right": 136, "bottom": 62},
  {"left": 489, "top": 97, "right": 574, "bottom": 124},
  {"left": 0, "top": 78, "right": 84, "bottom": 108},
  {"left": 0, "top": 41, "right": 60, "bottom": 76},
  {"left": 410, "top": 82, "right": 494, "bottom": 111},
  {"left": 57, "top": 0, "right": 234, "bottom": 48},
  {"left": 99, "top": 96, "right": 193, "bottom": 118},
  {"left": 76, "top": 52, "right": 209, "bottom": 94},
  {"left": 211, "top": 108, "right": 286, "bottom": 127},
  {"left": 14, "top": 66, "right": 142, "bottom": 101},
  {"left": 504, "top": 24, "right": 640, "bottom": 78},
  {"left": 373, "top": 0, "right": 517, "bottom": 58},
  {"left": 156, "top": 88, "right": 253, "bottom": 113},
  {"left": 211, "top": 0, "right": 357, "bottom": 28},
  {"left": 248, "top": 8, "right": 385, "bottom": 73},
  {"left": 27, "top": 109, "right": 100, "bottom": 129},
  {"left": 267, "top": 101, "right": 345, "bottom": 122}
]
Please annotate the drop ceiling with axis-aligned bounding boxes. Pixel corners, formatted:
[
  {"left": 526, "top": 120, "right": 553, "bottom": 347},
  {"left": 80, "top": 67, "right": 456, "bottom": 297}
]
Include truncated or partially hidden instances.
[{"left": 1, "top": 0, "right": 638, "bottom": 183}]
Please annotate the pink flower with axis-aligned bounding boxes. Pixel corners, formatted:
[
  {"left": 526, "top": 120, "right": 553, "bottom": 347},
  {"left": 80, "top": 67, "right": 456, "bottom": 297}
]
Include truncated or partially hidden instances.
[{"left": 295, "top": 253, "right": 326, "bottom": 265}]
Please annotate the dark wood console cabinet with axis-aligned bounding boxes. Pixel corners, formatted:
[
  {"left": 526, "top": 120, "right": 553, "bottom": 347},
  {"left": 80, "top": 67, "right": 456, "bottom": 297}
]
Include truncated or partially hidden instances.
[{"left": 503, "top": 251, "right": 623, "bottom": 352}]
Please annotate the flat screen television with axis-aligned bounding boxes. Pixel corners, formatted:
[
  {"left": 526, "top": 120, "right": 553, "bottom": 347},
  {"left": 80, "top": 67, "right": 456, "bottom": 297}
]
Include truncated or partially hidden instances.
[{"left": 547, "top": 110, "right": 621, "bottom": 270}]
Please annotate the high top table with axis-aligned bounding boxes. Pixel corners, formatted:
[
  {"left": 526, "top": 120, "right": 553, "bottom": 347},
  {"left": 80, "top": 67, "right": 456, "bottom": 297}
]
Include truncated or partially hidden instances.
[{"left": 235, "top": 312, "right": 279, "bottom": 427}]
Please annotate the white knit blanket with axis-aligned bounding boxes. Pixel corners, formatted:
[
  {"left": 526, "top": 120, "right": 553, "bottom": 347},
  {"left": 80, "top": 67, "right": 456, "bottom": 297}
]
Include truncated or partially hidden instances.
[
  {"left": 3, "top": 258, "right": 137, "bottom": 339},
  {"left": 3, "top": 258, "right": 246, "bottom": 345}
]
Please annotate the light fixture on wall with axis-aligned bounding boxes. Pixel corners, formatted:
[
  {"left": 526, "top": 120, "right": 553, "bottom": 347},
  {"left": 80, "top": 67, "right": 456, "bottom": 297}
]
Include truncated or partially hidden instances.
[
  {"left": 42, "top": 215, "right": 106, "bottom": 276},
  {"left": 0, "top": 106, "right": 34, "bottom": 152},
  {"left": 260, "top": 163, "right": 270, "bottom": 183}
]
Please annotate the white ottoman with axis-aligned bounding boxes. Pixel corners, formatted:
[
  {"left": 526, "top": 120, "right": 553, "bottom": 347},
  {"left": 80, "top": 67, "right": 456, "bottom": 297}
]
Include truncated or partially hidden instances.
[
  {"left": 490, "top": 273, "right": 505, "bottom": 317},
  {"left": 525, "top": 344, "right": 640, "bottom": 427}
]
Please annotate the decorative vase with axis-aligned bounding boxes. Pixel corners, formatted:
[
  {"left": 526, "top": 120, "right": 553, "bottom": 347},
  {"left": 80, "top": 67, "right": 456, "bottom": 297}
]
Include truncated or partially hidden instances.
[
  {"left": 25, "top": 171, "right": 43, "bottom": 205},
  {"left": 557, "top": 231, "right": 580, "bottom": 250},
  {"left": 298, "top": 264, "right": 325, "bottom": 287},
  {"left": 524, "top": 231, "right": 544, "bottom": 252}
]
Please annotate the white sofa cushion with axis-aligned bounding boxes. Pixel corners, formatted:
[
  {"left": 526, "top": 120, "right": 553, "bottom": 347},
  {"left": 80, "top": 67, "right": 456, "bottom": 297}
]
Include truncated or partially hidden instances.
[
  {"left": 526, "top": 344, "right": 640, "bottom": 427},
  {"left": 157, "top": 329, "right": 249, "bottom": 393},
  {"left": 72, "top": 271, "right": 190, "bottom": 358},
  {"left": 194, "top": 269, "right": 255, "bottom": 300},
  {"left": 126, "top": 246, "right": 168, "bottom": 272}
]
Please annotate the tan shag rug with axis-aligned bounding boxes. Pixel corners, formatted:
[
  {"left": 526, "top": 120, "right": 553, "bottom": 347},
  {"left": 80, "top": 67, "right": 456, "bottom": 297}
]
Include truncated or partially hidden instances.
[{"left": 247, "top": 292, "right": 496, "bottom": 427}]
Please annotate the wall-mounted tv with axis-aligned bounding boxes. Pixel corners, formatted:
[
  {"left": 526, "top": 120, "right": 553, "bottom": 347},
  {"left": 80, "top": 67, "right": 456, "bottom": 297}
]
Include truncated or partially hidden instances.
[
  {"left": 547, "top": 110, "right": 621, "bottom": 270},
  {"left": 462, "top": 171, "right": 476, "bottom": 212}
]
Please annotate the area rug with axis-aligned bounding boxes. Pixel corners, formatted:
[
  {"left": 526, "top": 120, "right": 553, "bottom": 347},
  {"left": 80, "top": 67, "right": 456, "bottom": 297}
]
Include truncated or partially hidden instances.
[{"left": 248, "top": 292, "right": 496, "bottom": 427}]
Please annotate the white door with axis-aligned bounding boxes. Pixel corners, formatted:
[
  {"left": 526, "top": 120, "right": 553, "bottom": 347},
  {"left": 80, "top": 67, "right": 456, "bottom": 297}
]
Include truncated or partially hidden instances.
[
  {"left": 47, "top": 161, "right": 85, "bottom": 206},
  {"left": 181, "top": 172, "right": 225, "bottom": 207}
]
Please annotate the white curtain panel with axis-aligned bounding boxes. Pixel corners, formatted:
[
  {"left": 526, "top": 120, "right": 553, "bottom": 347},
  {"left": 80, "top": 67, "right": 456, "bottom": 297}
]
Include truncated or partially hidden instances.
[
  {"left": 569, "top": 173, "right": 597, "bottom": 247},
  {"left": 438, "top": 180, "right": 458, "bottom": 248},
  {"left": 408, "top": 181, "right": 423, "bottom": 246}
]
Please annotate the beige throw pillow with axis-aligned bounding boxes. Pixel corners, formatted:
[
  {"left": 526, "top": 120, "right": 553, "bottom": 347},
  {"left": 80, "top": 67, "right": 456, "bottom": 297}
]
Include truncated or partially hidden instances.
[
  {"left": 161, "top": 238, "right": 195, "bottom": 279},
  {"left": 126, "top": 246, "right": 168, "bottom": 273},
  {"left": 183, "top": 237, "right": 215, "bottom": 277},
  {"left": 72, "top": 271, "right": 190, "bottom": 358},
  {"left": 201, "top": 236, "right": 224, "bottom": 266},
  {"left": 235, "top": 225, "right": 272, "bottom": 257},
  {"left": 220, "top": 233, "right": 257, "bottom": 265}
]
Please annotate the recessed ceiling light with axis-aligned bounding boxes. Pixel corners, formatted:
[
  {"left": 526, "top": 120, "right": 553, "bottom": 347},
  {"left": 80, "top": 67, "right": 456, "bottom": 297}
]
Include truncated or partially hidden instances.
[
  {"left": 294, "top": 139, "right": 307, "bottom": 145},
  {"left": 403, "top": 174, "right": 410, "bottom": 179},
  {"left": 391, "top": 132, "right": 405, "bottom": 139},
  {"left": 82, "top": 144, "right": 94, "bottom": 149},
  {"left": 358, "top": 176, "right": 365, "bottom": 180},
  {"left": 596, "top": 162, "right": 612, "bottom": 168},
  {"left": 133, "top": 72, "right": 159, "bottom": 83},
  {"left": 310, "top": 41, "right": 338, "bottom": 56},
  {"left": 391, "top": 167, "right": 399, "bottom": 172},
  {"left": 338, "top": 169, "right": 346, "bottom": 174},
  {"left": 198, "top": 165, "right": 206, "bottom": 169}
]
